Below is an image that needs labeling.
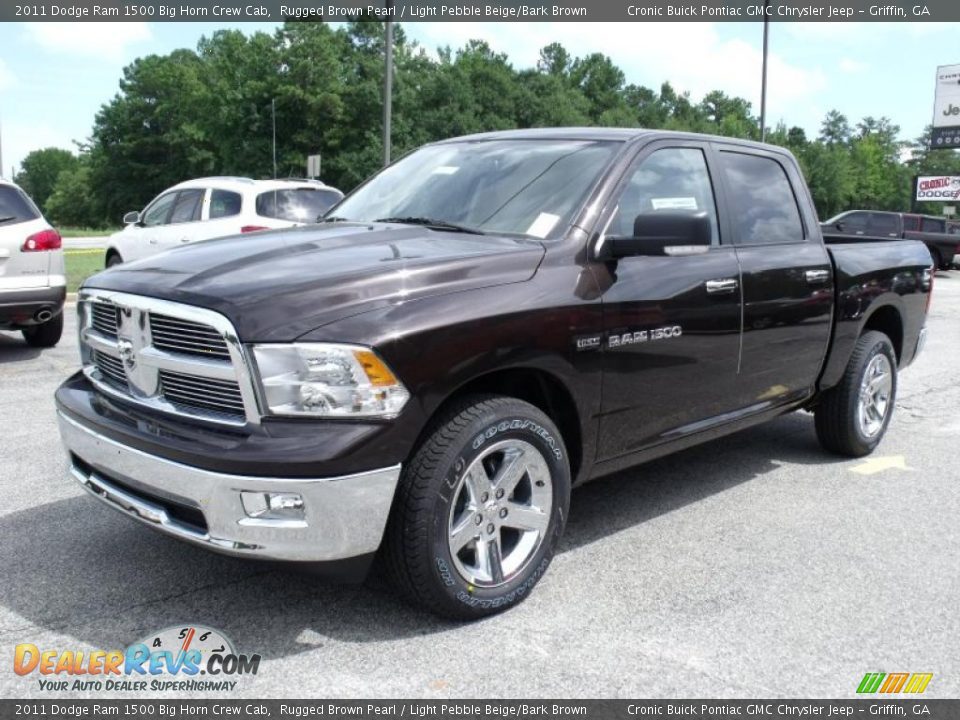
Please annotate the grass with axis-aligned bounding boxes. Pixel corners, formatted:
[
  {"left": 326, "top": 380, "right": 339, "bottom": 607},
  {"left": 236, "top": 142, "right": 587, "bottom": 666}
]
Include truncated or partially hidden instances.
[
  {"left": 58, "top": 227, "right": 118, "bottom": 238},
  {"left": 65, "top": 249, "right": 106, "bottom": 293}
]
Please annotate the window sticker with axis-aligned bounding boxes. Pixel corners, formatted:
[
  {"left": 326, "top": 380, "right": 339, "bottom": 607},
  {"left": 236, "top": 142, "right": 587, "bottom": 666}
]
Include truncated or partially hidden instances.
[
  {"left": 651, "top": 197, "right": 699, "bottom": 211},
  {"left": 526, "top": 212, "right": 561, "bottom": 238}
]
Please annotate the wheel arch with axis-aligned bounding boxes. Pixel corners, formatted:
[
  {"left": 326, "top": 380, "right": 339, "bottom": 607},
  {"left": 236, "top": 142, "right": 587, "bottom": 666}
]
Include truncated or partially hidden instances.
[
  {"left": 423, "top": 366, "right": 585, "bottom": 485},
  {"left": 861, "top": 302, "right": 904, "bottom": 363},
  {"left": 105, "top": 247, "right": 122, "bottom": 266}
]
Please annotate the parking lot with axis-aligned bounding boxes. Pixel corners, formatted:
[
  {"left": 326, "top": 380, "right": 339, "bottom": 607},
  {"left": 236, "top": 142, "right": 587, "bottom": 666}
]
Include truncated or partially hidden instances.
[{"left": 1, "top": 271, "right": 958, "bottom": 699}]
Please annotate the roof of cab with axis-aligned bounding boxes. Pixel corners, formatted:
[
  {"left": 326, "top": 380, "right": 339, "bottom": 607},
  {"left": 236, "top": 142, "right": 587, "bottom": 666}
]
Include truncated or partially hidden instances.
[{"left": 435, "top": 126, "right": 794, "bottom": 155}]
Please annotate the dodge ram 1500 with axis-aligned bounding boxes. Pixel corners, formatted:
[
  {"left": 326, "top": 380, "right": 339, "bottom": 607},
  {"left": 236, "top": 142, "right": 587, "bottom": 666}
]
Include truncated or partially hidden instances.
[{"left": 56, "top": 129, "right": 932, "bottom": 618}]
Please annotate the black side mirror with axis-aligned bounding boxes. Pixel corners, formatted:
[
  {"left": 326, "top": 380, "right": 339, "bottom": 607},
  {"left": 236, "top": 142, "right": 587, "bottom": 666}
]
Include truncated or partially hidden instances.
[
  {"left": 834, "top": 221, "right": 846, "bottom": 232},
  {"left": 599, "top": 211, "right": 712, "bottom": 260}
]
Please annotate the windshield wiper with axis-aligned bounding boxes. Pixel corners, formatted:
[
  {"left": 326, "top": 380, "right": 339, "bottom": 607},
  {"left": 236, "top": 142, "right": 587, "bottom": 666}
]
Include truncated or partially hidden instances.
[
  {"left": 318, "top": 215, "right": 350, "bottom": 223},
  {"left": 374, "top": 216, "right": 485, "bottom": 235},
  {"left": 0, "top": 215, "right": 17, "bottom": 224}
]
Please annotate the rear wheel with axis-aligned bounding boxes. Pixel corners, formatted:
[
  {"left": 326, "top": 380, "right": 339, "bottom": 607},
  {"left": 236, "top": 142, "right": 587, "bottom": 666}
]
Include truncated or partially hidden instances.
[
  {"left": 22, "top": 313, "right": 63, "bottom": 348},
  {"left": 383, "top": 395, "right": 570, "bottom": 619},
  {"left": 931, "top": 249, "right": 945, "bottom": 271},
  {"left": 815, "top": 330, "right": 897, "bottom": 457}
]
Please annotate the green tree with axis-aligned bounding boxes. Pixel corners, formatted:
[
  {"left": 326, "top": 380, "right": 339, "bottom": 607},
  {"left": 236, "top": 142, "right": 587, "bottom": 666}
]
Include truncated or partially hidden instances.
[
  {"left": 45, "top": 158, "right": 102, "bottom": 228},
  {"left": 14, "top": 148, "right": 79, "bottom": 211}
]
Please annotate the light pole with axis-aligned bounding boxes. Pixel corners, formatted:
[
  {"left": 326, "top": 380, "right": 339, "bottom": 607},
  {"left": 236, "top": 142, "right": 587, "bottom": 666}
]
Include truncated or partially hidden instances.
[
  {"left": 383, "top": 0, "right": 394, "bottom": 166},
  {"left": 760, "top": 0, "right": 770, "bottom": 142},
  {"left": 271, "top": 98, "right": 277, "bottom": 179}
]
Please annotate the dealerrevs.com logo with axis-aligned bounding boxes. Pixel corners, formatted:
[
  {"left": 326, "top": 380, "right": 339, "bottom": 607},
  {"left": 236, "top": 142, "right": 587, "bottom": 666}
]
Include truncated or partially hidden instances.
[{"left": 13, "top": 625, "right": 261, "bottom": 692}]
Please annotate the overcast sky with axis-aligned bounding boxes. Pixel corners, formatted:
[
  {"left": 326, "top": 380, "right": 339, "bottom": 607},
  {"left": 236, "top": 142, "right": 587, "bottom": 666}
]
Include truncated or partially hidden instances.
[{"left": 0, "top": 21, "right": 956, "bottom": 176}]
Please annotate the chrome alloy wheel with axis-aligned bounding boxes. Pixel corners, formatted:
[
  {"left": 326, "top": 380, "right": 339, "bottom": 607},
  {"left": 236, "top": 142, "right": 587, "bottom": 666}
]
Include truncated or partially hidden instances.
[
  {"left": 858, "top": 353, "right": 893, "bottom": 438},
  {"left": 447, "top": 439, "right": 553, "bottom": 587}
]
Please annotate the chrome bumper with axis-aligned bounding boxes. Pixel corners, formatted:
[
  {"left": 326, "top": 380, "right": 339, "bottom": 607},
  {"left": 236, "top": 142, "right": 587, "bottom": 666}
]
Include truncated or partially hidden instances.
[
  {"left": 915, "top": 327, "right": 928, "bottom": 359},
  {"left": 57, "top": 411, "right": 401, "bottom": 562}
]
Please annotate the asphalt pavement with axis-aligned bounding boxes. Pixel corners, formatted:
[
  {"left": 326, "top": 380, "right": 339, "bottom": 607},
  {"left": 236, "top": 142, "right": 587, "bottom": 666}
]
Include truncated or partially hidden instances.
[{"left": 1, "top": 273, "right": 958, "bottom": 699}]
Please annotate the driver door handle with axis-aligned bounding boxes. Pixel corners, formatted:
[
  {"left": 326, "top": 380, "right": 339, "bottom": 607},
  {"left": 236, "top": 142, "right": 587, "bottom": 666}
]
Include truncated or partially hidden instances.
[{"left": 705, "top": 278, "right": 738, "bottom": 294}]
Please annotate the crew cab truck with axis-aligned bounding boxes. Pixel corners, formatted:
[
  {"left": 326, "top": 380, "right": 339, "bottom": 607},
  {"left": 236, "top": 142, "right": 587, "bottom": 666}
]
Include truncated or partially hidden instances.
[
  {"left": 823, "top": 209, "right": 960, "bottom": 271},
  {"left": 55, "top": 129, "right": 932, "bottom": 619}
]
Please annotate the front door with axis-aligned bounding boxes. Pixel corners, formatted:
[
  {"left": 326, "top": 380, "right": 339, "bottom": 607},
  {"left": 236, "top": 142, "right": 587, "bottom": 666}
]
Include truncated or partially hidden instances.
[{"left": 596, "top": 143, "right": 743, "bottom": 460}]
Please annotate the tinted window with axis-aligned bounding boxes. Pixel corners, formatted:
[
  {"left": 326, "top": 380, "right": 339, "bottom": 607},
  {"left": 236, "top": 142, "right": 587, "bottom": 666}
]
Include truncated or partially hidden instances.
[
  {"left": 836, "top": 212, "right": 868, "bottom": 233},
  {"left": 0, "top": 186, "right": 41, "bottom": 225},
  {"left": 257, "top": 188, "right": 342, "bottom": 223},
  {"left": 921, "top": 217, "right": 946, "bottom": 233},
  {"left": 169, "top": 189, "right": 204, "bottom": 224},
  {"left": 720, "top": 152, "right": 804, "bottom": 244},
  {"left": 868, "top": 212, "right": 899, "bottom": 237},
  {"left": 902, "top": 215, "right": 920, "bottom": 231},
  {"left": 210, "top": 189, "right": 242, "bottom": 219},
  {"left": 609, "top": 147, "right": 719, "bottom": 244},
  {"left": 142, "top": 192, "right": 178, "bottom": 227}
]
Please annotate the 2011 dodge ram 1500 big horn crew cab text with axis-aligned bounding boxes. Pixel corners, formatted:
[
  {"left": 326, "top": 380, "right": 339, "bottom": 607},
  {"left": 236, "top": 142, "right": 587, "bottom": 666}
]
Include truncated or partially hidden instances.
[{"left": 55, "top": 129, "right": 932, "bottom": 619}]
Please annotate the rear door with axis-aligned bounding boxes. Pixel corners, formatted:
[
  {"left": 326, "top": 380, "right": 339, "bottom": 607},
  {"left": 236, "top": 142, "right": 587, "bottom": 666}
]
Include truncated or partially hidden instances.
[
  {"left": 867, "top": 212, "right": 900, "bottom": 238},
  {"left": 714, "top": 146, "right": 834, "bottom": 408},
  {"left": 596, "top": 142, "right": 743, "bottom": 459},
  {"left": 0, "top": 185, "right": 49, "bottom": 290},
  {"left": 202, "top": 188, "right": 245, "bottom": 239}
]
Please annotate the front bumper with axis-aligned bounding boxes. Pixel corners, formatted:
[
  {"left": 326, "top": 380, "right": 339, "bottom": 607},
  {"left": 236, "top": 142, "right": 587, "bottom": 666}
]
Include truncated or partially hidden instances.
[
  {"left": 0, "top": 284, "right": 66, "bottom": 326},
  {"left": 58, "top": 410, "right": 401, "bottom": 563}
]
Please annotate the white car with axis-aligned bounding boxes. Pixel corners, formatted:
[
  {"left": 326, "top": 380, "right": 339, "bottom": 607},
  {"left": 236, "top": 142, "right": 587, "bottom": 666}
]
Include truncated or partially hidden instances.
[
  {"left": 105, "top": 177, "right": 344, "bottom": 267},
  {"left": 0, "top": 178, "right": 65, "bottom": 347}
]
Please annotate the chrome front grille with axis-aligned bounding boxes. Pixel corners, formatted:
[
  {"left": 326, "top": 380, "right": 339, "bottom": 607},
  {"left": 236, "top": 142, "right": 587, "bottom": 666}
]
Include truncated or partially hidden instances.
[
  {"left": 78, "top": 290, "right": 259, "bottom": 426},
  {"left": 149, "top": 313, "right": 231, "bottom": 360},
  {"left": 159, "top": 371, "right": 245, "bottom": 418},
  {"left": 93, "top": 350, "right": 127, "bottom": 389},
  {"left": 91, "top": 303, "right": 118, "bottom": 338}
]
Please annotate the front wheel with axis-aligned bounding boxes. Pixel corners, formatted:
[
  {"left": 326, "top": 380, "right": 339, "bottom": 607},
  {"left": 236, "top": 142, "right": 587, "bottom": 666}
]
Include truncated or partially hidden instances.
[
  {"left": 815, "top": 330, "right": 897, "bottom": 457},
  {"left": 383, "top": 395, "right": 570, "bottom": 619}
]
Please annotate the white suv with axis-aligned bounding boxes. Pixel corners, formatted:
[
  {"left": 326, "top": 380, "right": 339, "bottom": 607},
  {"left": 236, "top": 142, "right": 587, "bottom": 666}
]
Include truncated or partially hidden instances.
[
  {"left": 105, "top": 177, "right": 344, "bottom": 266},
  {"left": 0, "top": 179, "right": 65, "bottom": 347}
]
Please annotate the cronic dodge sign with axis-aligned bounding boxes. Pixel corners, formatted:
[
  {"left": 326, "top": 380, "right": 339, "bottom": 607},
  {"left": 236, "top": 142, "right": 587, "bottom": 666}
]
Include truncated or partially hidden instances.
[
  {"left": 932, "top": 63, "right": 960, "bottom": 149},
  {"left": 916, "top": 175, "right": 960, "bottom": 200}
]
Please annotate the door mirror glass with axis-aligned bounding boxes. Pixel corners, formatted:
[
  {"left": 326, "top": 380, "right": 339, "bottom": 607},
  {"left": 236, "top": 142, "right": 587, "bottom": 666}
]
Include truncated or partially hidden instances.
[
  {"left": 602, "top": 212, "right": 712, "bottom": 259},
  {"left": 122, "top": 211, "right": 141, "bottom": 225}
]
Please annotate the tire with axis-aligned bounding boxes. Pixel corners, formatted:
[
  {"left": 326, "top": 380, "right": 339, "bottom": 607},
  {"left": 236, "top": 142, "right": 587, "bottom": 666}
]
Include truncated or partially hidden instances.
[
  {"left": 383, "top": 395, "right": 571, "bottom": 620},
  {"left": 106, "top": 253, "right": 122, "bottom": 268},
  {"left": 815, "top": 330, "right": 897, "bottom": 457},
  {"left": 21, "top": 312, "right": 64, "bottom": 348}
]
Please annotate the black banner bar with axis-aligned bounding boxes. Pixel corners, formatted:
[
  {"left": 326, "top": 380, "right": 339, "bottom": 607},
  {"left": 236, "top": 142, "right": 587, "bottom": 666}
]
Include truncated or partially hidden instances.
[
  {"left": 3, "top": 700, "right": 960, "bottom": 720},
  {"left": 4, "top": 0, "right": 960, "bottom": 22}
]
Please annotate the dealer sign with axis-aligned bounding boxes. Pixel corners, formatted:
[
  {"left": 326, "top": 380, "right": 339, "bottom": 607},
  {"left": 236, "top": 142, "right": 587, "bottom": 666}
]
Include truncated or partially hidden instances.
[
  {"left": 932, "top": 63, "right": 960, "bottom": 149},
  {"left": 916, "top": 175, "right": 960, "bottom": 201}
]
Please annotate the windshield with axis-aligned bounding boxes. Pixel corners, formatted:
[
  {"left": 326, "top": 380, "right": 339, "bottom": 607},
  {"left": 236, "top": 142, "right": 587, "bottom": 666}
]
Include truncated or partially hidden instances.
[
  {"left": 330, "top": 139, "right": 620, "bottom": 238},
  {"left": 256, "top": 188, "right": 342, "bottom": 222}
]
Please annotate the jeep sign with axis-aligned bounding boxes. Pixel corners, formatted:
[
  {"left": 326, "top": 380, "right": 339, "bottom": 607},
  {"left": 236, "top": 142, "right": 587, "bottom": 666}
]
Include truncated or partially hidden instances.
[
  {"left": 916, "top": 176, "right": 960, "bottom": 201},
  {"left": 932, "top": 63, "right": 960, "bottom": 149}
]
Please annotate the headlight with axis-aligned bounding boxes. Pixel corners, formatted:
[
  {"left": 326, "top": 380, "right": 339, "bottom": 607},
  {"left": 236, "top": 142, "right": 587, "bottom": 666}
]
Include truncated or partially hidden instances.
[{"left": 252, "top": 343, "right": 410, "bottom": 418}]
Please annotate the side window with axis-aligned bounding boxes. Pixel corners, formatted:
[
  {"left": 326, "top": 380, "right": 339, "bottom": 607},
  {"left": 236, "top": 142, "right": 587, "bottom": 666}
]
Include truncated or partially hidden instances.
[
  {"left": 169, "top": 189, "right": 204, "bottom": 224},
  {"left": 921, "top": 217, "right": 945, "bottom": 233},
  {"left": 867, "top": 213, "right": 899, "bottom": 237},
  {"left": 209, "top": 189, "right": 242, "bottom": 219},
  {"left": 719, "top": 152, "right": 804, "bottom": 244},
  {"left": 141, "top": 192, "right": 178, "bottom": 227},
  {"left": 902, "top": 215, "right": 920, "bottom": 232},
  {"left": 608, "top": 147, "right": 719, "bottom": 244},
  {"left": 838, "top": 212, "right": 868, "bottom": 233}
]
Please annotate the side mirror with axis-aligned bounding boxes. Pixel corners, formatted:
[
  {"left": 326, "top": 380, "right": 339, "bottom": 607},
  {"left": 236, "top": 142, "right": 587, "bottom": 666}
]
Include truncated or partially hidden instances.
[
  {"left": 834, "top": 221, "right": 846, "bottom": 232},
  {"left": 599, "top": 211, "right": 712, "bottom": 260},
  {"left": 123, "top": 211, "right": 141, "bottom": 225}
]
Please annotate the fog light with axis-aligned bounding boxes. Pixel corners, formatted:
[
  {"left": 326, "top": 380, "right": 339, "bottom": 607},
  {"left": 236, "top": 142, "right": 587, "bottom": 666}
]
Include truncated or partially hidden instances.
[{"left": 241, "top": 491, "right": 305, "bottom": 520}]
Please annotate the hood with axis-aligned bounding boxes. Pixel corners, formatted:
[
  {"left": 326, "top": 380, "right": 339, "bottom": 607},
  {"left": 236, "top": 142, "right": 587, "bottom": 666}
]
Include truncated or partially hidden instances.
[{"left": 85, "top": 223, "right": 545, "bottom": 341}]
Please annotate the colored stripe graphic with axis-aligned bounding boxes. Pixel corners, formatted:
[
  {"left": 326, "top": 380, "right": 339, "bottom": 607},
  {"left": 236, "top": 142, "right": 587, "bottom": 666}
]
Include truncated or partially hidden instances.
[
  {"left": 857, "top": 673, "right": 886, "bottom": 694},
  {"left": 880, "top": 673, "right": 909, "bottom": 693},
  {"left": 903, "top": 674, "right": 933, "bottom": 694}
]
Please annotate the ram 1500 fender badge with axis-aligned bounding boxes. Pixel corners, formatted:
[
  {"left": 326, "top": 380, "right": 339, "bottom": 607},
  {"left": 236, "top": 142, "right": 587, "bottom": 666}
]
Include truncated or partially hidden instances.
[{"left": 608, "top": 325, "right": 683, "bottom": 349}]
